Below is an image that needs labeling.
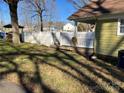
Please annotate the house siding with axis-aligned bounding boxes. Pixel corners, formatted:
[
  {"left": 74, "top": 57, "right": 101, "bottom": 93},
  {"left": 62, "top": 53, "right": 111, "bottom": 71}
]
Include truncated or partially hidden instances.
[
  {"left": 3, "top": 28, "right": 23, "bottom": 33},
  {"left": 95, "top": 19, "right": 124, "bottom": 57}
]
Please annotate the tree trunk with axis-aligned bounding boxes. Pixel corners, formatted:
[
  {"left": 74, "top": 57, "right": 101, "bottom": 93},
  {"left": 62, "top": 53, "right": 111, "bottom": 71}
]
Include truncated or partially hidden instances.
[
  {"left": 9, "top": 3, "right": 20, "bottom": 44},
  {"left": 40, "top": 11, "right": 43, "bottom": 32}
]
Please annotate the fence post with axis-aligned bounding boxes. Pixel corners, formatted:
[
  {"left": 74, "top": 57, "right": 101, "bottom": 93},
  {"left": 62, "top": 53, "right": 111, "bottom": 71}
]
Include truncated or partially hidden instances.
[{"left": 74, "top": 21, "right": 78, "bottom": 37}]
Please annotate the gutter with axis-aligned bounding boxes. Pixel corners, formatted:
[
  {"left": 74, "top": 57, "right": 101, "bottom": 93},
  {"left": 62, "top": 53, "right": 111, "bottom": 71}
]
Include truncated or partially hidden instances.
[{"left": 68, "top": 13, "right": 124, "bottom": 22}]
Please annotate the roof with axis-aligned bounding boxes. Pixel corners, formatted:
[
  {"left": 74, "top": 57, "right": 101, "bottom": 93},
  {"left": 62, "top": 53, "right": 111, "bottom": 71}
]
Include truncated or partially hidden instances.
[
  {"left": 3, "top": 24, "right": 24, "bottom": 28},
  {"left": 68, "top": 0, "right": 124, "bottom": 20}
]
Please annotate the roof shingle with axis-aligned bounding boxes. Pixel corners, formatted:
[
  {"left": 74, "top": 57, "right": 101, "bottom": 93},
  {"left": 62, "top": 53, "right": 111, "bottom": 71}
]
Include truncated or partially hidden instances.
[{"left": 69, "top": 0, "right": 124, "bottom": 20}]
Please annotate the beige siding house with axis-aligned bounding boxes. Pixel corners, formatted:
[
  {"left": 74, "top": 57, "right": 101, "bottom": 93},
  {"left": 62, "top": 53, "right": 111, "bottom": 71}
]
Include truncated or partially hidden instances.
[
  {"left": 3, "top": 24, "right": 24, "bottom": 42},
  {"left": 3, "top": 24, "right": 24, "bottom": 33},
  {"left": 69, "top": 0, "right": 124, "bottom": 57}
]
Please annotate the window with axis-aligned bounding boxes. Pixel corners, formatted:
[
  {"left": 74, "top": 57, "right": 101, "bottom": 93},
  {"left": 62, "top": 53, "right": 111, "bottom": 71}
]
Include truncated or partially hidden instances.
[{"left": 118, "top": 19, "right": 124, "bottom": 35}]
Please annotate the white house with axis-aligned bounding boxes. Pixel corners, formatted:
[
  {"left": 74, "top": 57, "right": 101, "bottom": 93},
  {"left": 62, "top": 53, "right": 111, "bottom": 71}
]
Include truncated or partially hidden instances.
[{"left": 63, "top": 23, "right": 75, "bottom": 31}]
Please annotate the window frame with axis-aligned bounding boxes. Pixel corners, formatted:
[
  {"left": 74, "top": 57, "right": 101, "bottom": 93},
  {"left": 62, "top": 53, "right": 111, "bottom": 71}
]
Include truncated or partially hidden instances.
[{"left": 117, "top": 19, "right": 124, "bottom": 35}]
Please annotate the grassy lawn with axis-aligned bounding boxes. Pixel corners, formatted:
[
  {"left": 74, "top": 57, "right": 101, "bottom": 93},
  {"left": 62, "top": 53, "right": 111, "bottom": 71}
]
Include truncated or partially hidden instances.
[{"left": 0, "top": 41, "right": 124, "bottom": 93}]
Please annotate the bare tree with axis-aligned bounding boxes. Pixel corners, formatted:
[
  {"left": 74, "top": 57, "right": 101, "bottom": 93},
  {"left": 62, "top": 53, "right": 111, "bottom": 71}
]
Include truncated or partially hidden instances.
[
  {"left": 3, "top": 0, "right": 21, "bottom": 44},
  {"left": 0, "top": 8, "right": 3, "bottom": 30},
  {"left": 67, "top": 0, "right": 108, "bottom": 13},
  {"left": 25, "top": 0, "right": 56, "bottom": 32},
  {"left": 67, "top": 0, "right": 91, "bottom": 9},
  {"left": 1, "top": 0, "right": 56, "bottom": 44}
]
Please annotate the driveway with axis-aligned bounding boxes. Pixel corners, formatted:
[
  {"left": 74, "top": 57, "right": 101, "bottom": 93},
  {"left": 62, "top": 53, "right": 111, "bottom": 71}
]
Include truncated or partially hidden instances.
[{"left": 0, "top": 80, "right": 26, "bottom": 93}]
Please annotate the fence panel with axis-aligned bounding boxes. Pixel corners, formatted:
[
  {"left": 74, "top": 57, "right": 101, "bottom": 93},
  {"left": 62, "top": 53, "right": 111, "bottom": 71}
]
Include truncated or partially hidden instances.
[
  {"left": 23, "top": 31, "right": 94, "bottom": 48},
  {"left": 60, "top": 32, "right": 94, "bottom": 48},
  {"left": 76, "top": 32, "right": 94, "bottom": 48},
  {"left": 60, "top": 32, "right": 74, "bottom": 46},
  {"left": 24, "top": 31, "right": 53, "bottom": 46}
]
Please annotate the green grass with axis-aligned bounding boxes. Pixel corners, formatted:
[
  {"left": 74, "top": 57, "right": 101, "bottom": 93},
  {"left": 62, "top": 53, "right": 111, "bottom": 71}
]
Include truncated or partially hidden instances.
[{"left": 0, "top": 41, "right": 124, "bottom": 93}]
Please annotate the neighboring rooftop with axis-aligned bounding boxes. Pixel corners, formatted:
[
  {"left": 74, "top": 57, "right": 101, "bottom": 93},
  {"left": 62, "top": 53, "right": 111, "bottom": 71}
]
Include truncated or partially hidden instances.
[
  {"left": 68, "top": 0, "right": 124, "bottom": 20},
  {"left": 3, "top": 24, "right": 24, "bottom": 28}
]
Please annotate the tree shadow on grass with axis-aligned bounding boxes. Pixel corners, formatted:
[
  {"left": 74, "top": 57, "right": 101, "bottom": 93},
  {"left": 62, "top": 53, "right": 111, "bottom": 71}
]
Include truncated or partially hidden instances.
[
  {"left": 33, "top": 56, "right": 108, "bottom": 93},
  {"left": 55, "top": 49, "right": 124, "bottom": 92},
  {"left": 35, "top": 48, "right": 124, "bottom": 92},
  {"left": 0, "top": 55, "right": 33, "bottom": 93},
  {"left": 91, "top": 58, "right": 124, "bottom": 82},
  {"left": 0, "top": 52, "right": 57, "bottom": 93},
  {"left": 0, "top": 42, "right": 124, "bottom": 93}
]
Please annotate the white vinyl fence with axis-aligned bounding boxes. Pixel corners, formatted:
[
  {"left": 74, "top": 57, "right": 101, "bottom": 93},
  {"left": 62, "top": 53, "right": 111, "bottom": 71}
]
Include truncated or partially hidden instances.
[{"left": 23, "top": 31, "right": 94, "bottom": 48}]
